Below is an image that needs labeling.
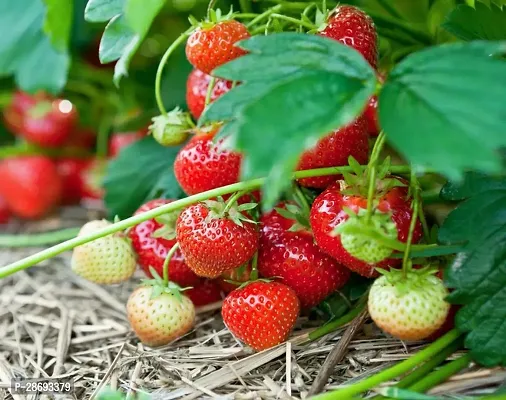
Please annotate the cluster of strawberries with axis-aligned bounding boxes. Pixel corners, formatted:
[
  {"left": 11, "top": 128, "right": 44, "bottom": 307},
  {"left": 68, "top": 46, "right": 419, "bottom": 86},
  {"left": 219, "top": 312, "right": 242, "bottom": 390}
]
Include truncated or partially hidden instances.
[
  {"left": 0, "top": 92, "right": 146, "bottom": 222},
  {"left": 69, "top": 5, "right": 451, "bottom": 351}
]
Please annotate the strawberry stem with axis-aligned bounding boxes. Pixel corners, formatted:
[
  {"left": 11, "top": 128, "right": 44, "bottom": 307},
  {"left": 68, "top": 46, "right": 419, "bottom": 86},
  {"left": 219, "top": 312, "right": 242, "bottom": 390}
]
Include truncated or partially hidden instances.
[
  {"left": 0, "top": 144, "right": 92, "bottom": 160},
  {"left": 162, "top": 243, "right": 179, "bottom": 286},
  {"left": 402, "top": 171, "right": 421, "bottom": 278},
  {"left": 270, "top": 13, "right": 316, "bottom": 29},
  {"left": 155, "top": 29, "right": 193, "bottom": 116},
  {"left": 365, "top": 132, "right": 386, "bottom": 222},
  {"left": 0, "top": 227, "right": 80, "bottom": 247},
  {"left": 293, "top": 184, "right": 310, "bottom": 216},
  {"left": 223, "top": 190, "right": 248, "bottom": 213},
  {"left": 246, "top": 5, "right": 282, "bottom": 28},
  {"left": 204, "top": 77, "right": 216, "bottom": 108},
  {"left": 311, "top": 329, "right": 461, "bottom": 400},
  {"left": 405, "top": 353, "right": 471, "bottom": 394},
  {"left": 0, "top": 165, "right": 412, "bottom": 279},
  {"left": 239, "top": 0, "right": 252, "bottom": 14},
  {"left": 250, "top": 252, "right": 258, "bottom": 280},
  {"left": 96, "top": 115, "right": 112, "bottom": 159}
]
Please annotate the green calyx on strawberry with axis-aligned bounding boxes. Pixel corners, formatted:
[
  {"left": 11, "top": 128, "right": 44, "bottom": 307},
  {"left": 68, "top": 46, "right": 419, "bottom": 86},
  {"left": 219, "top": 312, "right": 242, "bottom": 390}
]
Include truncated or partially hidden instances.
[
  {"left": 188, "top": 8, "right": 236, "bottom": 30},
  {"left": 368, "top": 266, "right": 450, "bottom": 341},
  {"left": 150, "top": 107, "right": 193, "bottom": 146},
  {"left": 152, "top": 209, "right": 181, "bottom": 241},
  {"left": 342, "top": 156, "right": 406, "bottom": 198},
  {"left": 335, "top": 207, "right": 398, "bottom": 264},
  {"left": 142, "top": 267, "right": 190, "bottom": 301},
  {"left": 273, "top": 202, "right": 310, "bottom": 232},
  {"left": 203, "top": 197, "right": 257, "bottom": 227}
]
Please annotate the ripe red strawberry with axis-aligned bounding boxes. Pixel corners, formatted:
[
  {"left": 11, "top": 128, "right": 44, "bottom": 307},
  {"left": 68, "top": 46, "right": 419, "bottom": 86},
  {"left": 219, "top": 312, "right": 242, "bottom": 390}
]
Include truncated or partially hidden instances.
[
  {"left": 186, "top": 69, "right": 233, "bottom": 120},
  {"left": 72, "top": 220, "right": 137, "bottom": 284},
  {"left": 21, "top": 98, "right": 77, "bottom": 147},
  {"left": 297, "top": 116, "right": 369, "bottom": 188},
  {"left": 318, "top": 5, "right": 378, "bottom": 68},
  {"left": 127, "top": 285, "right": 195, "bottom": 347},
  {"left": 310, "top": 178, "right": 422, "bottom": 277},
  {"left": 176, "top": 200, "right": 259, "bottom": 278},
  {"left": 222, "top": 281, "right": 300, "bottom": 351},
  {"left": 109, "top": 131, "right": 145, "bottom": 157},
  {"left": 2, "top": 91, "right": 47, "bottom": 135},
  {"left": 364, "top": 95, "right": 379, "bottom": 136},
  {"left": 186, "top": 20, "right": 250, "bottom": 75},
  {"left": 368, "top": 268, "right": 450, "bottom": 341},
  {"left": 0, "top": 156, "right": 62, "bottom": 219},
  {"left": 0, "top": 194, "right": 10, "bottom": 224},
  {"left": 185, "top": 279, "right": 224, "bottom": 306},
  {"left": 129, "top": 199, "right": 200, "bottom": 287},
  {"left": 218, "top": 264, "right": 252, "bottom": 293},
  {"left": 56, "top": 158, "right": 89, "bottom": 204},
  {"left": 258, "top": 203, "right": 351, "bottom": 309},
  {"left": 80, "top": 158, "right": 106, "bottom": 200},
  {"left": 174, "top": 128, "right": 241, "bottom": 195}
]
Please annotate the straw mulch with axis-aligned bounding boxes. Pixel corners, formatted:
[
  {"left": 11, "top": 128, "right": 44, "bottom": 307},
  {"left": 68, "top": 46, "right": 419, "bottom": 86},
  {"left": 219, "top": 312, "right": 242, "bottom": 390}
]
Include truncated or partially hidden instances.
[{"left": 0, "top": 207, "right": 504, "bottom": 400}]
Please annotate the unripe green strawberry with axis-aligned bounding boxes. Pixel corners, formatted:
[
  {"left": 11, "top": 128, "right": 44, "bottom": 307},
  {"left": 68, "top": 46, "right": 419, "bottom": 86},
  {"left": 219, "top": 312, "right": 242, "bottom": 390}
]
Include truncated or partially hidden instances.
[
  {"left": 337, "top": 209, "right": 397, "bottom": 264},
  {"left": 127, "top": 285, "right": 195, "bottom": 347},
  {"left": 71, "top": 220, "right": 136, "bottom": 284},
  {"left": 149, "top": 107, "right": 192, "bottom": 146},
  {"left": 368, "top": 268, "right": 450, "bottom": 341}
]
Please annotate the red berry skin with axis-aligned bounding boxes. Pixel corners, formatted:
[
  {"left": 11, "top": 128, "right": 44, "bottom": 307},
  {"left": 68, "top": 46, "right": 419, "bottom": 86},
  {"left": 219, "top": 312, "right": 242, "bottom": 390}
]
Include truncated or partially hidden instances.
[
  {"left": 364, "top": 95, "right": 379, "bottom": 136},
  {"left": 0, "top": 194, "right": 10, "bottom": 224},
  {"left": 2, "top": 91, "right": 46, "bottom": 135},
  {"left": 176, "top": 203, "right": 259, "bottom": 278},
  {"left": 186, "top": 69, "right": 233, "bottom": 120},
  {"left": 80, "top": 159, "right": 106, "bottom": 200},
  {"left": 129, "top": 199, "right": 200, "bottom": 287},
  {"left": 222, "top": 281, "right": 300, "bottom": 351},
  {"left": 0, "top": 156, "right": 62, "bottom": 219},
  {"left": 186, "top": 20, "right": 250, "bottom": 75},
  {"left": 56, "top": 158, "right": 89, "bottom": 205},
  {"left": 258, "top": 203, "right": 351, "bottom": 309},
  {"left": 319, "top": 5, "right": 378, "bottom": 69},
  {"left": 310, "top": 181, "right": 422, "bottom": 277},
  {"left": 174, "top": 131, "right": 241, "bottom": 195},
  {"left": 109, "top": 131, "right": 145, "bottom": 157},
  {"left": 297, "top": 117, "right": 369, "bottom": 188},
  {"left": 21, "top": 99, "right": 77, "bottom": 147},
  {"left": 185, "top": 279, "right": 224, "bottom": 306}
]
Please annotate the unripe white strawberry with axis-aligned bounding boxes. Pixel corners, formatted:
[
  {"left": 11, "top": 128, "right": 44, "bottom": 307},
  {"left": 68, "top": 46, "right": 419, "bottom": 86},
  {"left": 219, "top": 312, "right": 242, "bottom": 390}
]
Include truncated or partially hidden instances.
[
  {"left": 368, "top": 268, "right": 450, "bottom": 341},
  {"left": 71, "top": 220, "right": 137, "bottom": 284},
  {"left": 127, "top": 285, "right": 195, "bottom": 347}
]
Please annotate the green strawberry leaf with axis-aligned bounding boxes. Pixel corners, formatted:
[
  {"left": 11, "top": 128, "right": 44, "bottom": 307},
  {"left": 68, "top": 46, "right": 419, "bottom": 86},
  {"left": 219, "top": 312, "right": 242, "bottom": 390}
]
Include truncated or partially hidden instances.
[
  {"left": 103, "top": 136, "right": 184, "bottom": 219},
  {"left": 124, "top": 0, "right": 166, "bottom": 37},
  {"left": 443, "top": 2, "right": 506, "bottom": 41},
  {"left": 440, "top": 172, "right": 506, "bottom": 201},
  {"left": 85, "top": 0, "right": 124, "bottom": 22},
  {"left": 0, "top": 0, "right": 70, "bottom": 94},
  {"left": 439, "top": 173, "right": 506, "bottom": 366},
  {"left": 203, "top": 33, "right": 376, "bottom": 210},
  {"left": 42, "top": 0, "right": 73, "bottom": 51},
  {"left": 88, "top": 0, "right": 164, "bottom": 85},
  {"left": 380, "top": 41, "right": 506, "bottom": 180}
]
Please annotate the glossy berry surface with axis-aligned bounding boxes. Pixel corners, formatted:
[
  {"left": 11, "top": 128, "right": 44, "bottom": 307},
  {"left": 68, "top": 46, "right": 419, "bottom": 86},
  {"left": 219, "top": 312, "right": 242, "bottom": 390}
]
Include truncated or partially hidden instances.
[
  {"left": 129, "top": 199, "right": 200, "bottom": 287},
  {"left": 186, "top": 20, "right": 250, "bottom": 75},
  {"left": 186, "top": 69, "right": 233, "bottom": 120},
  {"left": 176, "top": 202, "right": 259, "bottom": 278},
  {"left": 222, "top": 281, "right": 300, "bottom": 351},
  {"left": 319, "top": 5, "right": 378, "bottom": 68},
  {"left": 174, "top": 130, "right": 241, "bottom": 195},
  {"left": 297, "top": 117, "right": 369, "bottom": 188},
  {"left": 258, "top": 203, "right": 351, "bottom": 308}
]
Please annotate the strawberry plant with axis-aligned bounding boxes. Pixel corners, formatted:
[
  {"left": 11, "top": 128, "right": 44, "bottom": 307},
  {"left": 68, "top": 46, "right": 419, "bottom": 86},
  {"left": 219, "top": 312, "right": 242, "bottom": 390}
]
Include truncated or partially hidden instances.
[{"left": 1, "top": 0, "right": 506, "bottom": 398}]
